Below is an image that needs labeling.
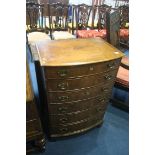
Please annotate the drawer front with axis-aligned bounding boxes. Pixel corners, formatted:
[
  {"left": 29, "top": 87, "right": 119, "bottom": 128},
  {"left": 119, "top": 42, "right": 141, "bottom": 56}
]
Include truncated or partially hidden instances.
[
  {"left": 44, "top": 59, "right": 121, "bottom": 79},
  {"left": 49, "top": 114, "right": 104, "bottom": 136},
  {"left": 26, "top": 119, "right": 41, "bottom": 135},
  {"left": 47, "top": 83, "right": 113, "bottom": 103},
  {"left": 46, "top": 70, "right": 117, "bottom": 91},
  {"left": 26, "top": 101, "right": 37, "bottom": 121},
  {"left": 48, "top": 95, "right": 109, "bottom": 114},
  {"left": 49, "top": 103, "right": 106, "bottom": 125}
]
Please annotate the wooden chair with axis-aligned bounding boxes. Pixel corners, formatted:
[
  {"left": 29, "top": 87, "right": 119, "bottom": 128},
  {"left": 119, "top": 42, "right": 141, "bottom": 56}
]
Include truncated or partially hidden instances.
[
  {"left": 26, "top": 2, "right": 50, "bottom": 42},
  {"left": 111, "top": 56, "right": 129, "bottom": 111},
  {"left": 107, "top": 8, "right": 129, "bottom": 111},
  {"left": 74, "top": 4, "right": 111, "bottom": 41},
  {"left": 118, "top": 5, "right": 129, "bottom": 48},
  {"left": 68, "top": 4, "right": 92, "bottom": 35},
  {"left": 26, "top": 2, "right": 51, "bottom": 61},
  {"left": 47, "top": 2, "right": 75, "bottom": 40}
]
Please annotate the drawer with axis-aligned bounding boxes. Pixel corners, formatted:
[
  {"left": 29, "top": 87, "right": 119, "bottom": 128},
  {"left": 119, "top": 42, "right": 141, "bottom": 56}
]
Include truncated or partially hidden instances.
[
  {"left": 47, "top": 83, "right": 113, "bottom": 103},
  {"left": 26, "top": 101, "right": 37, "bottom": 121},
  {"left": 49, "top": 114, "right": 104, "bottom": 136},
  {"left": 48, "top": 95, "right": 109, "bottom": 114},
  {"left": 44, "top": 59, "right": 121, "bottom": 79},
  {"left": 26, "top": 119, "right": 41, "bottom": 135},
  {"left": 46, "top": 70, "right": 118, "bottom": 91},
  {"left": 49, "top": 104, "right": 106, "bottom": 125}
]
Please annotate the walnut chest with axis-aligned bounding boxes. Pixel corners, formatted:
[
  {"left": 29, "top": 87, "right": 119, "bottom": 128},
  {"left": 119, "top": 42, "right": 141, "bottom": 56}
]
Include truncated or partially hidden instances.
[{"left": 35, "top": 38, "right": 124, "bottom": 138}]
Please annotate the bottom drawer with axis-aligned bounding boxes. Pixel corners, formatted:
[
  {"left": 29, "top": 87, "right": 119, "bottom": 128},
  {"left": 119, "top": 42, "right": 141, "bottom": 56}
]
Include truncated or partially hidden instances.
[
  {"left": 26, "top": 119, "right": 41, "bottom": 136},
  {"left": 49, "top": 103, "right": 107, "bottom": 125},
  {"left": 49, "top": 114, "right": 104, "bottom": 137}
]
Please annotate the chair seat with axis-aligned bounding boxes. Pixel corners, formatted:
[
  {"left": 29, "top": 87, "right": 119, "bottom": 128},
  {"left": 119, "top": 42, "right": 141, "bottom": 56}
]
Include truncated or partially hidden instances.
[
  {"left": 28, "top": 32, "right": 51, "bottom": 44},
  {"left": 120, "top": 29, "right": 129, "bottom": 38},
  {"left": 52, "top": 31, "right": 76, "bottom": 40},
  {"left": 77, "top": 29, "right": 107, "bottom": 38},
  {"left": 116, "top": 66, "right": 129, "bottom": 88}
]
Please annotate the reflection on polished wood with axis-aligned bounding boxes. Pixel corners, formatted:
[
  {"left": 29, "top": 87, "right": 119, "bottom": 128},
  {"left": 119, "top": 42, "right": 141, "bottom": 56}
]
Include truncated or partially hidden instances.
[{"left": 36, "top": 38, "right": 124, "bottom": 66}]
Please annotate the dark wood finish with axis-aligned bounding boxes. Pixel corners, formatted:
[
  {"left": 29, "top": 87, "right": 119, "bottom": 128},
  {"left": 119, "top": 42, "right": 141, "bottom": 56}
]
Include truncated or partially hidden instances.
[
  {"left": 44, "top": 59, "right": 120, "bottom": 79},
  {"left": 108, "top": 9, "right": 120, "bottom": 47},
  {"left": 47, "top": 2, "right": 70, "bottom": 39},
  {"left": 26, "top": 61, "right": 45, "bottom": 153},
  {"left": 46, "top": 70, "right": 118, "bottom": 91},
  {"left": 119, "top": 5, "right": 129, "bottom": 47},
  {"left": 119, "top": 5, "right": 129, "bottom": 29},
  {"left": 33, "top": 38, "right": 124, "bottom": 138},
  {"left": 26, "top": 2, "right": 45, "bottom": 32}
]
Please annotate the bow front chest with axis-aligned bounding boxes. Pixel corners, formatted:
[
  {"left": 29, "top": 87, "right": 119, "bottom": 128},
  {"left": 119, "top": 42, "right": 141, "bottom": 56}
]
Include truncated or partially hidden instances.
[{"left": 35, "top": 38, "right": 124, "bottom": 138}]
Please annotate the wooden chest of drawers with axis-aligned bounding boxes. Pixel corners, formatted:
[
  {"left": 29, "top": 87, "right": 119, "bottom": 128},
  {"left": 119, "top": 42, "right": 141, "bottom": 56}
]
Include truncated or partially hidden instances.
[{"left": 35, "top": 38, "right": 124, "bottom": 138}]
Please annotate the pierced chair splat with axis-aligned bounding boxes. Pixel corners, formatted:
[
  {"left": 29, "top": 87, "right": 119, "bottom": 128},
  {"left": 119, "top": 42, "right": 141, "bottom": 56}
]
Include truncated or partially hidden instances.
[
  {"left": 26, "top": 2, "right": 51, "bottom": 61},
  {"left": 47, "top": 2, "right": 75, "bottom": 40},
  {"left": 75, "top": 4, "right": 111, "bottom": 41}
]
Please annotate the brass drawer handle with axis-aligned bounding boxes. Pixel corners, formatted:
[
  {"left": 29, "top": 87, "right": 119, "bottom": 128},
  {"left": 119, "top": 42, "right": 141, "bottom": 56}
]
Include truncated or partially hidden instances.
[
  {"left": 58, "top": 82, "right": 68, "bottom": 90},
  {"left": 89, "top": 66, "right": 94, "bottom": 71},
  {"left": 107, "top": 63, "right": 115, "bottom": 69},
  {"left": 104, "top": 75, "right": 112, "bottom": 80},
  {"left": 98, "top": 97, "right": 105, "bottom": 102},
  {"left": 58, "top": 70, "right": 68, "bottom": 77},
  {"left": 60, "top": 117, "right": 68, "bottom": 123},
  {"left": 101, "top": 88, "right": 109, "bottom": 92},
  {"left": 58, "top": 96, "right": 69, "bottom": 102},
  {"left": 96, "top": 107, "right": 103, "bottom": 112},
  {"left": 60, "top": 128, "right": 68, "bottom": 132},
  {"left": 58, "top": 107, "right": 68, "bottom": 113}
]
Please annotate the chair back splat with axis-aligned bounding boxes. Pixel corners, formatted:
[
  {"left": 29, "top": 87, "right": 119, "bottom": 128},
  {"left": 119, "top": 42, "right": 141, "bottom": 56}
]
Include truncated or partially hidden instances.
[
  {"left": 26, "top": 2, "right": 46, "bottom": 32},
  {"left": 73, "top": 4, "right": 92, "bottom": 32},
  {"left": 48, "top": 2, "right": 69, "bottom": 39},
  {"left": 119, "top": 5, "right": 129, "bottom": 48}
]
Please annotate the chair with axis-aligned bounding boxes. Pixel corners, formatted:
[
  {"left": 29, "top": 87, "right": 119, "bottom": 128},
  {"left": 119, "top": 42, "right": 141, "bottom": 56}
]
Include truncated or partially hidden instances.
[
  {"left": 74, "top": 4, "right": 111, "bottom": 40},
  {"left": 47, "top": 2, "right": 75, "bottom": 40},
  {"left": 26, "top": 2, "right": 51, "bottom": 61},
  {"left": 68, "top": 4, "right": 92, "bottom": 35},
  {"left": 111, "top": 56, "right": 129, "bottom": 111},
  {"left": 118, "top": 5, "right": 129, "bottom": 48}
]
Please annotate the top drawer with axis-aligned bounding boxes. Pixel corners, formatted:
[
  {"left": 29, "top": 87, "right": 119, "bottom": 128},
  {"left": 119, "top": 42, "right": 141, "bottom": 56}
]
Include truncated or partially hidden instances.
[{"left": 44, "top": 59, "right": 121, "bottom": 79}]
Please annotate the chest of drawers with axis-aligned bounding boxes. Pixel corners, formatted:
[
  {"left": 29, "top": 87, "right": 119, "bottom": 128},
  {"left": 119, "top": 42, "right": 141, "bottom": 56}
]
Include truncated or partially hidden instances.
[{"left": 35, "top": 38, "right": 124, "bottom": 138}]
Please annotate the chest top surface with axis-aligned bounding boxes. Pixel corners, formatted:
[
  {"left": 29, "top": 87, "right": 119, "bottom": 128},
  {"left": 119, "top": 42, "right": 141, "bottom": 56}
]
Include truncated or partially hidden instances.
[{"left": 36, "top": 38, "right": 124, "bottom": 66}]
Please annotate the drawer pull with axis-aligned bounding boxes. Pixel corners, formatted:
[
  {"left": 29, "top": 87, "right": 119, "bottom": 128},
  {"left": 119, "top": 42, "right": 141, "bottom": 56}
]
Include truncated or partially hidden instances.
[
  {"left": 58, "top": 96, "right": 69, "bottom": 102},
  {"left": 60, "top": 118, "right": 68, "bottom": 123},
  {"left": 98, "top": 97, "right": 105, "bottom": 102},
  {"left": 58, "top": 107, "right": 68, "bottom": 113},
  {"left": 107, "top": 63, "right": 115, "bottom": 69},
  {"left": 104, "top": 75, "right": 112, "bottom": 80},
  {"left": 89, "top": 66, "right": 94, "bottom": 71},
  {"left": 97, "top": 107, "right": 103, "bottom": 112},
  {"left": 101, "top": 88, "right": 109, "bottom": 92},
  {"left": 60, "top": 128, "right": 68, "bottom": 132},
  {"left": 58, "top": 70, "right": 68, "bottom": 77},
  {"left": 58, "top": 82, "right": 68, "bottom": 90}
]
